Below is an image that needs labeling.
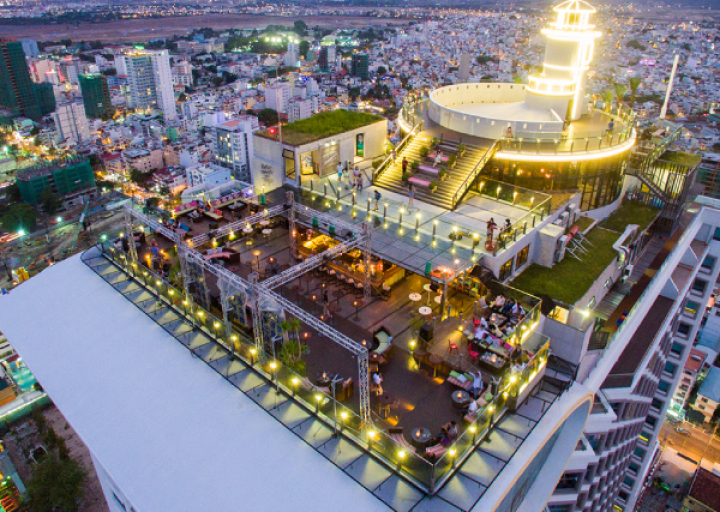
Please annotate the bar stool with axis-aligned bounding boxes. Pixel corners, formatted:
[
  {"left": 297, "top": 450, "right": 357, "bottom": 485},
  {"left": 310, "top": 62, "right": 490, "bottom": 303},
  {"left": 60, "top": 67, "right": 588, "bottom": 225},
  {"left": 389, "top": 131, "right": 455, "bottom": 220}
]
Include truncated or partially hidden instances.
[{"left": 355, "top": 281, "right": 365, "bottom": 297}]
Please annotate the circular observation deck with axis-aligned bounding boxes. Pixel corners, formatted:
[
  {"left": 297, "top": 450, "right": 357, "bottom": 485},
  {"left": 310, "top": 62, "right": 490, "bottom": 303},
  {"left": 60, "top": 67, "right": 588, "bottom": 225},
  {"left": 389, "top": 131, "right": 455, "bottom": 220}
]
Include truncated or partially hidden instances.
[{"left": 427, "top": 83, "right": 635, "bottom": 162}]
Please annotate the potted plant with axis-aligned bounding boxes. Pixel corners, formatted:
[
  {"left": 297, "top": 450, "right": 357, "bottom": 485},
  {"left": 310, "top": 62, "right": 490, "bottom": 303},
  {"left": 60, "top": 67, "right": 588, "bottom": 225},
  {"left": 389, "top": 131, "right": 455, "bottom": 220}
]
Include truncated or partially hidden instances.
[
  {"left": 401, "top": 172, "right": 411, "bottom": 181},
  {"left": 457, "top": 143, "right": 466, "bottom": 156},
  {"left": 411, "top": 160, "right": 420, "bottom": 171},
  {"left": 438, "top": 169, "right": 447, "bottom": 181},
  {"left": 419, "top": 145, "right": 430, "bottom": 158},
  {"left": 280, "top": 339, "right": 307, "bottom": 377},
  {"left": 447, "top": 154, "right": 457, "bottom": 169},
  {"left": 429, "top": 180, "right": 439, "bottom": 192},
  {"left": 430, "top": 137, "right": 439, "bottom": 148}
]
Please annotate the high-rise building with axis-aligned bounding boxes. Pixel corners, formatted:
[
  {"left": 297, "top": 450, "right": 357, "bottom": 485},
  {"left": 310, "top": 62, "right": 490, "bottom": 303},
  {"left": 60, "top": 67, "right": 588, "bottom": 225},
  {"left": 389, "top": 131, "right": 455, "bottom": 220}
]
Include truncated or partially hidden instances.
[
  {"left": 696, "top": 153, "right": 720, "bottom": 200},
  {"left": 318, "top": 45, "right": 336, "bottom": 73},
  {"left": 16, "top": 156, "right": 95, "bottom": 205},
  {"left": 209, "top": 117, "right": 255, "bottom": 182},
  {"left": 264, "top": 83, "right": 292, "bottom": 114},
  {"left": 288, "top": 97, "right": 313, "bottom": 123},
  {"left": 79, "top": 73, "right": 113, "bottom": 119},
  {"left": 458, "top": 53, "right": 471, "bottom": 81},
  {"left": 119, "top": 50, "right": 176, "bottom": 121},
  {"left": 284, "top": 43, "right": 299, "bottom": 68},
  {"left": 351, "top": 54, "right": 369, "bottom": 80},
  {"left": 20, "top": 40, "right": 39, "bottom": 57},
  {"left": 52, "top": 100, "right": 90, "bottom": 145},
  {"left": 34, "top": 82, "right": 56, "bottom": 117},
  {"left": 0, "top": 37, "right": 43, "bottom": 121}
]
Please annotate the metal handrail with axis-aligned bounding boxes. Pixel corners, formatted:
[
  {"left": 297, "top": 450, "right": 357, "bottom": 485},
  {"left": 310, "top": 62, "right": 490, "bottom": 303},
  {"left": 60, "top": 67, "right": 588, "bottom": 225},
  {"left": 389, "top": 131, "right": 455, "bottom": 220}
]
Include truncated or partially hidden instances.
[
  {"left": 372, "top": 122, "right": 421, "bottom": 184},
  {"left": 451, "top": 140, "right": 500, "bottom": 210}
]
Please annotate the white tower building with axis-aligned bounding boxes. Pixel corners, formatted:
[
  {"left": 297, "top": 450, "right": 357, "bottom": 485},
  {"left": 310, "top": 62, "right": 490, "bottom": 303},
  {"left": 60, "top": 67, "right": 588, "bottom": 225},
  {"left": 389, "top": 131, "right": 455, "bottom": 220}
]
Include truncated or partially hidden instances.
[
  {"left": 525, "top": 0, "right": 601, "bottom": 121},
  {"left": 121, "top": 50, "right": 177, "bottom": 121},
  {"left": 53, "top": 99, "right": 90, "bottom": 145}
]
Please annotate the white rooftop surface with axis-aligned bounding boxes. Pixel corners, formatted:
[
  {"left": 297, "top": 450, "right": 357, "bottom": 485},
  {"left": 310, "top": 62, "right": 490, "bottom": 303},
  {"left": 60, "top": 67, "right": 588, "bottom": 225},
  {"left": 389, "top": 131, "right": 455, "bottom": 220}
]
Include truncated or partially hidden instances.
[
  {"left": 0, "top": 255, "right": 390, "bottom": 512},
  {"left": 451, "top": 102, "right": 557, "bottom": 123}
]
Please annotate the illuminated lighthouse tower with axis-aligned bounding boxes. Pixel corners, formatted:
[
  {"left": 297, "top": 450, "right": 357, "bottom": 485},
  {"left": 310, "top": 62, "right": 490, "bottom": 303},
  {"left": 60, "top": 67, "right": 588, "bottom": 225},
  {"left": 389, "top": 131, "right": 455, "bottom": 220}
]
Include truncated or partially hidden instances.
[{"left": 525, "top": 0, "right": 601, "bottom": 122}]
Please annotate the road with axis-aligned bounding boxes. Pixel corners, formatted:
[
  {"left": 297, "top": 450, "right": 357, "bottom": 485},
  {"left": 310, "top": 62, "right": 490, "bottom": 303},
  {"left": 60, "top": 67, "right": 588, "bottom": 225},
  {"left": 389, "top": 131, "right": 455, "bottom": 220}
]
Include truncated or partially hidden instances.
[{"left": 659, "top": 421, "right": 720, "bottom": 464}]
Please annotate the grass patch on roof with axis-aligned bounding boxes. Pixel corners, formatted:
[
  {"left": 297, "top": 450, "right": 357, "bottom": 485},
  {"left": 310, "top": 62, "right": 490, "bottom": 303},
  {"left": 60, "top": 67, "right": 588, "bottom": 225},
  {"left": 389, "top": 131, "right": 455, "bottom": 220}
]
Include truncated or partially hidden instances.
[
  {"left": 258, "top": 110, "right": 383, "bottom": 145},
  {"left": 511, "top": 227, "right": 621, "bottom": 305},
  {"left": 659, "top": 150, "right": 702, "bottom": 168},
  {"left": 601, "top": 201, "right": 659, "bottom": 234}
]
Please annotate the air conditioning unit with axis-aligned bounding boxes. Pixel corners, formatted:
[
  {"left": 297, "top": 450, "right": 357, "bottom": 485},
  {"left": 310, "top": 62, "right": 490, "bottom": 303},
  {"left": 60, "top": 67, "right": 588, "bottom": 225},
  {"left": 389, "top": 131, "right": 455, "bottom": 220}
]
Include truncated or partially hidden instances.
[
  {"left": 560, "top": 211, "right": 569, "bottom": 227},
  {"left": 567, "top": 204, "right": 578, "bottom": 223},
  {"left": 555, "top": 235, "right": 570, "bottom": 263}
]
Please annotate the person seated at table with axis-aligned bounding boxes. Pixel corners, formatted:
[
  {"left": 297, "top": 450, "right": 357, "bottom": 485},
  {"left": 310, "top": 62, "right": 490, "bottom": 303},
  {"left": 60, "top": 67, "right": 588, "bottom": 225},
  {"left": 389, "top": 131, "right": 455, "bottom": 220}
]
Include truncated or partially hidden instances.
[
  {"left": 437, "top": 431, "right": 452, "bottom": 448},
  {"left": 501, "top": 299, "right": 516, "bottom": 316},
  {"left": 442, "top": 421, "right": 458, "bottom": 440},
  {"left": 491, "top": 295, "right": 505, "bottom": 313},
  {"left": 463, "top": 397, "right": 479, "bottom": 417},
  {"left": 489, "top": 323, "right": 505, "bottom": 339},
  {"left": 372, "top": 371, "right": 384, "bottom": 395},
  {"left": 473, "top": 325, "right": 489, "bottom": 341}
]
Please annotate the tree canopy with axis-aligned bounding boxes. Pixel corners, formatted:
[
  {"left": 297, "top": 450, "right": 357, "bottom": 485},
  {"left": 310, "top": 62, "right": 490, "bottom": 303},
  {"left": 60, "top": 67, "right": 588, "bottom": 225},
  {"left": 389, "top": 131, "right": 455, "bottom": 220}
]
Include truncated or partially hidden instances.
[
  {"left": 25, "top": 454, "right": 87, "bottom": 512},
  {"left": 1, "top": 203, "right": 37, "bottom": 233},
  {"left": 257, "top": 108, "right": 279, "bottom": 127}
]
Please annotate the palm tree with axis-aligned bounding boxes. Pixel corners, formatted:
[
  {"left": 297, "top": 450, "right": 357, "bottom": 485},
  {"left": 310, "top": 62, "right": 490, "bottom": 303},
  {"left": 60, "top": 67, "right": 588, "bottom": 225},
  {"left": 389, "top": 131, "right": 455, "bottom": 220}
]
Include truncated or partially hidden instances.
[
  {"left": 603, "top": 90, "right": 614, "bottom": 112},
  {"left": 629, "top": 77, "right": 642, "bottom": 107},
  {"left": 613, "top": 83, "right": 628, "bottom": 105},
  {"left": 280, "top": 318, "right": 302, "bottom": 359}
]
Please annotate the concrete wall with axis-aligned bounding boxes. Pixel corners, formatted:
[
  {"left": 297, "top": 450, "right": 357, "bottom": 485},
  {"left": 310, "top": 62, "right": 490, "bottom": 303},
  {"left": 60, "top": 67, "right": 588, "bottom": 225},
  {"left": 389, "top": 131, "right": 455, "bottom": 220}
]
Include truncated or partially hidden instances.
[
  {"left": 544, "top": 316, "right": 593, "bottom": 366},
  {"left": 428, "top": 83, "right": 564, "bottom": 139}
]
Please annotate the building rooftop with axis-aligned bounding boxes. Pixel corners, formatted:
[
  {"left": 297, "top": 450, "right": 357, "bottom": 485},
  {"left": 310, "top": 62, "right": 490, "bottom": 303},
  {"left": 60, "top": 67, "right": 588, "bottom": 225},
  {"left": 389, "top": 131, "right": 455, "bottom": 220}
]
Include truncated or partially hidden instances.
[
  {"left": 257, "top": 110, "right": 384, "bottom": 146},
  {"left": 688, "top": 468, "right": 720, "bottom": 511},
  {"left": 685, "top": 349, "right": 707, "bottom": 373},
  {"left": 698, "top": 366, "right": 720, "bottom": 403}
]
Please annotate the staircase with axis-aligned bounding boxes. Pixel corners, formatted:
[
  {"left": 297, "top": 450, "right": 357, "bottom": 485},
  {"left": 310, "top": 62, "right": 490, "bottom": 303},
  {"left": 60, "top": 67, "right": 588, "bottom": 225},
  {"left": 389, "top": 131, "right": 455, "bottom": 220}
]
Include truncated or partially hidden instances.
[{"left": 374, "top": 134, "right": 489, "bottom": 210}]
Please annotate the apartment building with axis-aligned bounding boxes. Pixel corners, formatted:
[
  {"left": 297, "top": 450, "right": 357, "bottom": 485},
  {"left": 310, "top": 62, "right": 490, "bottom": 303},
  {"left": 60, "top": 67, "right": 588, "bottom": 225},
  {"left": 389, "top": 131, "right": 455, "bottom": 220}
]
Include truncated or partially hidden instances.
[
  {"left": 53, "top": 100, "right": 90, "bottom": 145},
  {"left": 185, "top": 163, "right": 231, "bottom": 189},
  {"left": 208, "top": 117, "right": 255, "bottom": 182},
  {"left": 122, "top": 148, "right": 163, "bottom": 173},
  {"left": 120, "top": 50, "right": 176, "bottom": 121},
  {"left": 546, "top": 198, "right": 720, "bottom": 512},
  {"left": 264, "top": 83, "right": 292, "bottom": 114},
  {"left": 672, "top": 348, "right": 708, "bottom": 410},
  {"left": 693, "top": 367, "right": 720, "bottom": 423}
]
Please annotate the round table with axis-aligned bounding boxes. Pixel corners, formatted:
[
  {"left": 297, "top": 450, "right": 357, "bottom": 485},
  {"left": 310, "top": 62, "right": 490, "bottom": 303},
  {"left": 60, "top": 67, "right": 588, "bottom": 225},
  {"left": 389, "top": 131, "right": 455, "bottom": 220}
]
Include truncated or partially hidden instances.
[
  {"left": 422, "top": 284, "right": 434, "bottom": 293},
  {"left": 377, "top": 393, "right": 395, "bottom": 418},
  {"left": 409, "top": 293, "right": 422, "bottom": 302},
  {"left": 243, "top": 227, "right": 253, "bottom": 234},
  {"left": 434, "top": 295, "right": 442, "bottom": 305},
  {"left": 370, "top": 352, "right": 387, "bottom": 365},
  {"left": 410, "top": 427, "right": 432, "bottom": 450},
  {"left": 419, "top": 306, "right": 432, "bottom": 316},
  {"left": 262, "top": 229, "right": 272, "bottom": 235},
  {"left": 452, "top": 390, "right": 471, "bottom": 410},
  {"left": 259, "top": 220, "right": 270, "bottom": 227},
  {"left": 428, "top": 354, "right": 443, "bottom": 378}
]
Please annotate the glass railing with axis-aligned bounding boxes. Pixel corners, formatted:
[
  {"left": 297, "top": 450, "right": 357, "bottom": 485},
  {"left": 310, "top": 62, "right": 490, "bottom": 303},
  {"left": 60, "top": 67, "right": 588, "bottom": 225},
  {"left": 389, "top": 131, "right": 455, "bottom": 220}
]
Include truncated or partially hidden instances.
[
  {"left": 91, "top": 228, "right": 551, "bottom": 493},
  {"left": 451, "top": 140, "right": 500, "bottom": 209},
  {"left": 372, "top": 122, "right": 422, "bottom": 184}
]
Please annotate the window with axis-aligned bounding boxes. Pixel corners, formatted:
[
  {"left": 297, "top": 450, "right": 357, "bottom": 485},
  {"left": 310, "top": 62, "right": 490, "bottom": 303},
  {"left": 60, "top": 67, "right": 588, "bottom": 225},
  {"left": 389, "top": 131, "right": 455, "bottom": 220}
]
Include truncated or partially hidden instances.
[
  {"left": 685, "top": 301, "right": 700, "bottom": 316},
  {"left": 671, "top": 342, "right": 684, "bottom": 357},
  {"left": 556, "top": 472, "right": 581, "bottom": 490},
  {"left": 692, "top": 279, "right": 708, "bottom": 294},
  {"left": 665, "top": 362, "right": 677, "bottom": 375},
  {"left": 701, "top": 397, "right": 709, "bottom": 403},
  {"left": 623, "top": 476, "right": 635, "bottom": 487},
  {"left": 678, "top": 323, "right": 691, "bottom": 335},
  {"left": 699, "top": 404, "right": 706, "bottom": 410},
  {"left": 499, "top": 258, "right": 513, "bottom": 281},
  {"left": 658, "top": 380, "right": 670, "bottom": 392},
  {"left": 702, "top": 256, "right": 716, "bottom": 270},
  {"left": 713, "top": 227, "right": 720, "bottom": 241},
  {"left": 629, "top": 462, "right": 640, "bottom": 473},
  {"left": 645, "top": 415, "right": 657, "bottom": 427},
  {"left": 516, "top": 244, "right": 530, "bottom": 269},
  {"left": 651, "top": 398, "right": 663, "bottom": 410}
]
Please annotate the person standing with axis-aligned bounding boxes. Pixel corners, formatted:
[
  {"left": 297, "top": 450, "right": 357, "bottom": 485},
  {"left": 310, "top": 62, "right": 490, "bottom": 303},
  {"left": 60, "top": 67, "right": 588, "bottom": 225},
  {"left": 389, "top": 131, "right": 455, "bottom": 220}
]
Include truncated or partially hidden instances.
[
  {"left": 486, "top": 218, "right": 497, "bottom": 242},
  {"left": 401, "top": 157, "right": 408, "bottom": 174},
  {"left": 373, "top": 189, "right": 381, "bottom": 211},
  {"left": 337, "top": 162, "right": 343, "bottom": 183},
  {"left": 391, "top": 148, "right": 397, "bottom": 161},
  {"left": 408, "top": 183, "right": 415, "bottom": 206}
]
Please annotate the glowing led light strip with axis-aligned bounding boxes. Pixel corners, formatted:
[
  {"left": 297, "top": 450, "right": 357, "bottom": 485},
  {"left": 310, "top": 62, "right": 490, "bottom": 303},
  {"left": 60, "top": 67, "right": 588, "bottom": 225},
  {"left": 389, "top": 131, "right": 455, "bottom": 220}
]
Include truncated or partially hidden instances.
[{"left": 495, "top": 134, "right": 636, "bottom": 163}]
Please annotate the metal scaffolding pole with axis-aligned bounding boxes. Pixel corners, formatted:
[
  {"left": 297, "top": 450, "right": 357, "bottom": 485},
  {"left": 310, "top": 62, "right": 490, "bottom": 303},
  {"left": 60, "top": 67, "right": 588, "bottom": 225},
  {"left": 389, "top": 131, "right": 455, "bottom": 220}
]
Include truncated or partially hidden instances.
[
  {"left": 123, "top": 207, "right": 138, "bottom": 262},
  {"left": 287, "top": 191, "right": 297, "bottom": 259},
  {"left": 362, "top": 223, "right": 372, "bottom": 300},
  {"left": 248, "top": 272, "right": 265, "bottom": 357},
  {"left": 190, "top": 204, "right": 286, "bottom": 246}
]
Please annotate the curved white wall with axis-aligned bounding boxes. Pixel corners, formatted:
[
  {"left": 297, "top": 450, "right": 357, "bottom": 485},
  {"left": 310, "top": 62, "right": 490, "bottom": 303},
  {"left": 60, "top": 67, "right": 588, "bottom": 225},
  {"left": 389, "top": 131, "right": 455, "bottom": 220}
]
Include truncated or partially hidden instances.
[{"left": 428, "top": 83, "right": 565, "bottom": 139}]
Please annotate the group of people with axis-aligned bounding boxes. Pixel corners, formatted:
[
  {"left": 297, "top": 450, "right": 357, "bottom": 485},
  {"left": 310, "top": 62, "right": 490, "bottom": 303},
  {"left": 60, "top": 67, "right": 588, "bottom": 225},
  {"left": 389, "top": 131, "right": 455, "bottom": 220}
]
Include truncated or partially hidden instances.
[
  {"left": 436, "top": 421, "right": 459, "bottom": 447},
  {"left": 337, "top": 163, "right": 365, "bottom": 191},
  {"left": 485, "top": 218, "right": 514, "bottom": 243}
]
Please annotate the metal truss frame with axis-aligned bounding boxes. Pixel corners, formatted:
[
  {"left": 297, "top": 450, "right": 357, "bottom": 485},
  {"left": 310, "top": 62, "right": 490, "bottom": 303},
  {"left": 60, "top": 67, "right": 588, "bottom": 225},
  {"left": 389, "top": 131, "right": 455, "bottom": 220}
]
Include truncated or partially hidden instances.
[
  {"left": 122, "top": 203, "right": 372, "bottom": 425},
  {"left": 261, "top": 235, "right": 366, "bottom": 289},
  {"left": 190, "top": 204, "right": 286, "bottom": 246}
]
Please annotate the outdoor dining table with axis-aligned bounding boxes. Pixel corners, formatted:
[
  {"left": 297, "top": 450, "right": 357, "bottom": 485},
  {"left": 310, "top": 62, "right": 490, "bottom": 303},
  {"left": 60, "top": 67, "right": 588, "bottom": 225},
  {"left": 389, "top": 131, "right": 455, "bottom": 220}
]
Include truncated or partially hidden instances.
[
  {"left": 451, "top": 390, "right": 471, "bottom": 410},
  {"left": 377, "top": 393, "right": 395, "bottom": 418},
  {"left": 259, "top": 220, "right": 270, "bottom": 227},
  {"left": 411, "top": 427, "right": 433, "bottom": 450},
  {"left": 262, "top": 229, "right": 272, "bottom": 235},
  {"left": 419, "top": 306, "right": 432, "bottom": 316},
  {"left": 409, "top": 293, "right": 422, "bottom": 303}
]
